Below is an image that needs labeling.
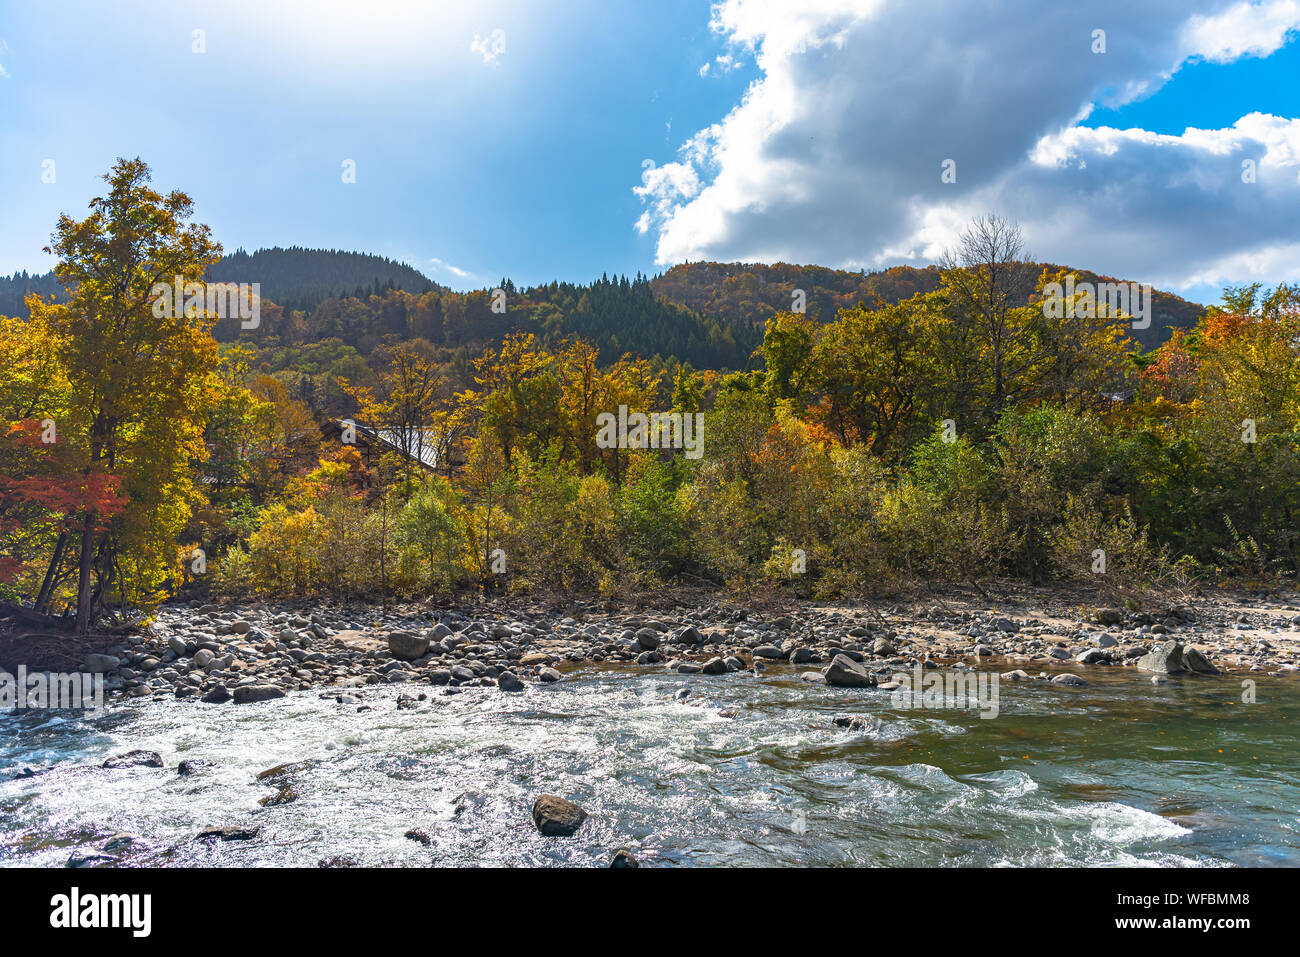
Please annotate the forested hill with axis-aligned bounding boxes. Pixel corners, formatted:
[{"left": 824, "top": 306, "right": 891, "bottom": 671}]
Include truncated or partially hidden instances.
[
  {"left": 653, "top": 261, "right": 1206, "bottom": 351},
  {"left": 1, "top": 249, "right": 1207, "bottom": 362},
  {"left": 0, "top": 247, "right": 442, "bottom": 317},
  {"left": 206, "top": 246, "right": 441, "bottom": 312}
]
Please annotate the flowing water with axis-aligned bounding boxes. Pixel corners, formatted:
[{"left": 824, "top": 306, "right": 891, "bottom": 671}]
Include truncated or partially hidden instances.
[{"left": 1, "top": 663, "right": 1297, "bottom": 867}]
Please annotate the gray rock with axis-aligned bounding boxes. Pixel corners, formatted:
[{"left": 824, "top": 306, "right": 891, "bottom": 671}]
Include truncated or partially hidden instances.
[
  {"left": 1050, "top": 673, "right": 1086, "bottom": 687},
  {"left": 231, "top": 684, "right": 286, "bottom": 704},
  {"left": 1184, "top": 646, "right": 1220, "bottom": 675},
  {"left": 701, "top": 657, "right": 727, "bottom": 675},
  {"left": 610, "top": 848, "right": 639, "bottom": 868},
  {"left": 82, "top": 654, "right": 120, "bottom": 674},
  {"left": 1136, "top": 640, "right": 1188, "bottom": 674},
  {"left": 824, "top": 653, "right": 875, "bottom": 688},
  {"left": 200, "top": 684, "right": 232, "bottom": 703},
  {"left": 387, "top": 631, "right": 430, "bottom": 661},
  {"left": 497, "top": 671, "right": 524, "bottom": 692}
]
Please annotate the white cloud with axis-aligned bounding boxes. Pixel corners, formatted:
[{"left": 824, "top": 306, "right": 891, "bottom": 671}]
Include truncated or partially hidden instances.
[
  {"left": 1181, "top": 0, "right": 1300, "bottom": 62},
  {"left": 428, "top": 257, "right": 475, "bottom": 280},
  {"left": 637, "top": 0, "right": 1300, "bottom": 290},
  {"left": 471, "top": 28, "right": 506, "bottom": 66},
  {"left": 0, "top": 39, "right": 10, "bottom": 78}
]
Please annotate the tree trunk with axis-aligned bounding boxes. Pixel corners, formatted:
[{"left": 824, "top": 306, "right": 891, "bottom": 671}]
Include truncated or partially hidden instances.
[
  {"left": 74, "top": 512, "right": 95, "bottom": 635},
  {"left": 35, "top": 531, "right": 68, "bottom": 614}
]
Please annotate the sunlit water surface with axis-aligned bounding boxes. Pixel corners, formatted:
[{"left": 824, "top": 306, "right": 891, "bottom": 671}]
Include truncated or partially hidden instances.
[{"left": 2, "top": 663, "right": 1297, "bottom": 867}]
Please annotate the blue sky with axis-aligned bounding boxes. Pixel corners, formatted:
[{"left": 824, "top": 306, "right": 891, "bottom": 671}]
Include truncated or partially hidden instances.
[{"left": 2, "top": 0, "right": 1298, "bottom": 307}]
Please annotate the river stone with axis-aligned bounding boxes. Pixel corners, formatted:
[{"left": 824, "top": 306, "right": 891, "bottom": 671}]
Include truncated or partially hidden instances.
[
  {"left": 610, "top": 848, "right": 639, "bottom": 868},
  {"left": 82, "top": 654, "right": 120, "bottom": 674},
  {"left": 753, "top": 645, "right": 784, "bottom": 659},
  {"left": 387, "top": 631, "right": 430, "bottom": 661},
  {"left": 872, "top": 637, "right": 895, "bottom": 656},
  {"left": 789, "top": 647, "right": 813, "bottom": 664},
  {"left": 196, "top": 826, "right": 260, "bottom": 842},
  {"left": 532, "top": 794, "right": 587, "bottom": 836},
  {"left": 497, "top": 671, "right": 524, "bottom": 692},
  {"left": 1184, "top": 646, "right": 1220, "bottom": 674},
  {"left": 1137, "top": 640, "right": 1188, "bottom": 674},
  {"left": 200, "top": 684, "right": 232, "bottom": 704},
  {"left": 676, "top": 625, "right": 703, "bottom": 645},
  {"left": 635, "top": 628, "right": 661, "bottom": 650},
  {"left": 102, "top": 750, "right": 163, "bottom": 770},
  {"left": 232, "top": 684, "right": 286, "bottom": 704},
  {"left": 825, "top": 653, "right": 875, "bottom": 688},
  {"left": 539, "top": 667, "right": 562, "bottom": 682},
  {"left": 701, "top": 657, "right": 727, "bottom": 675},
  {"left": 833, "top": 715, "right": 875, "bottom": 730},
  {"left": 167, "top": 636, "right": 188, "bottom": 656},
  {"left": 1051, "top": 673, "right": 1086, "bottom": 686}
]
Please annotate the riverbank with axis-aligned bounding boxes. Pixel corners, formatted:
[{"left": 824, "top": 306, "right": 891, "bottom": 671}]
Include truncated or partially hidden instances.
[{"left": 52, "top": 584, "right": 1300, "bottom": 704}]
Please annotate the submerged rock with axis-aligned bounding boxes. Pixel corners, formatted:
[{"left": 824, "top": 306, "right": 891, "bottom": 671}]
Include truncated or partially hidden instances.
[
  {"left": 196, "top": 825, "right": 260, "bottom": 842},
  {"left": 102, "top": 750, "right": 163, "bottom": 770}
]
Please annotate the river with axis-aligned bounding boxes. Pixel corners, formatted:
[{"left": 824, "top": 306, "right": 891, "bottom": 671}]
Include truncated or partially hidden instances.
[{"left": 2, "top": 663, "right": 1296, "bottom": 867}]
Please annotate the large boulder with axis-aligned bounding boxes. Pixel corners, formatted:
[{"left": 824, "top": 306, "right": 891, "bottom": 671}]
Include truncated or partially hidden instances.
[
  {"left": 1136, "top": 640, "right": 1188, "bottom": 674},
  {"left": 634, "top": 628, "right": 661, "bottom": 651},
  {"left": 532, "top": 794, "right": 588, "bottom": 836},
  {"left": 700, "top": 657, "right": 727, "bottom": 675},
  {"left": 824, "top": 653, "right": 875, "bottom": 688},
  {"left": 387, "top": 631, "right": 430, "bottom": 661},
  {"left": 232, "top": 684, "right": 286, "bottom": 704}
]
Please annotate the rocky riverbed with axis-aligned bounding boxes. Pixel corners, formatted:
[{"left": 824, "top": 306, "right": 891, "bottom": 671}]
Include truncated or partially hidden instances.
[{"left": 75, "top": 587, "right": 1300, "bottom": 704}]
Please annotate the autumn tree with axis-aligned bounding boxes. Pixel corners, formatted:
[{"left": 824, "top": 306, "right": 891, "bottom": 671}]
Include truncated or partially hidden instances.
[{"left": 38, "top": 157, "right": 222, "bottom": 631}]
